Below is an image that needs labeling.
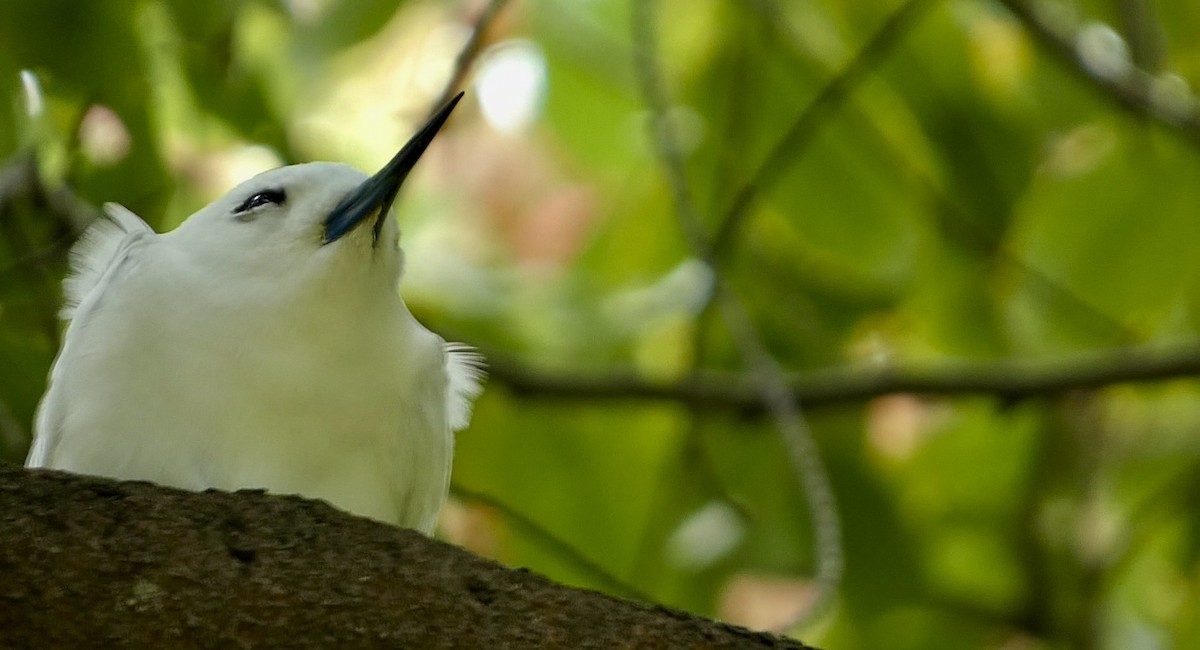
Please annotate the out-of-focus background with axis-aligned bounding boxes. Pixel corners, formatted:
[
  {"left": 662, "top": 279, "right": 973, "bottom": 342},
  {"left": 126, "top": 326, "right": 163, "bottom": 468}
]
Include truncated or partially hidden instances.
[{"left": 2, "top": 0, "right": 1200, "bottom": 647}]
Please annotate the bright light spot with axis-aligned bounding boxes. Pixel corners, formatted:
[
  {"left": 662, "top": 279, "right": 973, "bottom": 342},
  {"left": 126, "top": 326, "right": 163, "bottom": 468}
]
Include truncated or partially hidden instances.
[
  {"left": 404, "top": 222, "right": 504, "bottom": 317},
  {"left": 183, "top": 144, "right": 284, "bottom": 200},
  {"left": 475, "top": 40, "right": 546, "bottom": 135},
  {"left": 296, "top": 9, "right": 463, "bottom": 168},
  {"left": 666, "top": 501, "right": 745, "bottom": 570},
  {"left": 1151, "top": 73, "right": 1198, "bottom": 118},
  {"left": 605, "top": 257, "right": 714, "bottom": 330},
  {"left": 965, "top": 12, "right": 1030, "bottom": 100},
  {"left": 214, "top": 145, "right": 284, "bottom": 191},
  {"left": 1076, "top": 22, "right": 1131, "bottom": 80},
  {"left": 719, "top": 573, "right": 816, "bottom": 631},
  {"left": 867, "top": 394, "right": 950, "bottom": 461},
  {"left": 282, "top": 0, "right": 328, "bottom": 23},
  {"left": 436, "top": 495, "right": 499, "bottom": 557},
  {"left": 79, "top": 105, "right": 131, "bottom": 166},
  {"left": 1039, "top": 122, "right": 1117, "bottom": 178},
  {"left": 20, "top": 70, "right": 43, "bottom": 118}
]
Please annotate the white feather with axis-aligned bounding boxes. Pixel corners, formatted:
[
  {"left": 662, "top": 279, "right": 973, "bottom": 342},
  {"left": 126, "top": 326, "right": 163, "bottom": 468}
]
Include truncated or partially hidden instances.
[
  {"left": 60, "top": 203, "right": 152, "bottom": 321},
  {"left": 444, "top": 343, "right": 486, "bottom": 431}
]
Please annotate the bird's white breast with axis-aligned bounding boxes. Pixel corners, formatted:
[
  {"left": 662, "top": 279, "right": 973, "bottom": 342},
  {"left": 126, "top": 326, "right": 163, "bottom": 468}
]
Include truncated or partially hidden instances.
[{"left": 33, "top": 237, "right": 453, "bottom": 532}]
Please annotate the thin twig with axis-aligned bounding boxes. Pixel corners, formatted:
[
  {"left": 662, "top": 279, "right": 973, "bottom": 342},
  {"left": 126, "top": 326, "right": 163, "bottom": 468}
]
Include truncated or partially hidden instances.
[
  {"left": 449, "top": 484, "right": 653, "bottom": 602},
  {"left": 749, "top": 0, "right": 1135, "bottom": 346},
  {"left": 0, "top": 234, "right": 74, "bottom": 279},
  {"left": 1116, "top": 0, "right": 1165, "bottom": 73},
  {"left": 709, "top": 0, "right": 938, "bottom": 263},
  {"left": 627, "top": 9, "right": 753, "bottom": 589},
  {"left": 0, "top": 155, "right": 84, "bottom": 339},
  {"left": 632, "top": 0, "right": 843, "bottom": 629},
  {"left": 0, "top": 158, "right": 103, "bottom": 291},
  {"left": 429, "top": 0, "right": 512, "bottom": 114},
  {"left": 630, "top": 4, "right": 710, "bottom": 257},
  {"left": 486, "top": 341, "right": 1200, "bottom": 410},
  {"left": 714, "top": 288, "right": 843, "bottom": 623},
  {"left": 997, "top": 0, "right": 1200, "bottom": 146}
]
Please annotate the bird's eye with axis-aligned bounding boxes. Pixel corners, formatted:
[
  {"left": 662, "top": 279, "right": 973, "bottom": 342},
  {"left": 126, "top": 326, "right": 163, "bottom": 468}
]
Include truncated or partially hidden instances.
[{"left": 233, "top": 188, "right": 286, "bottom": 216}]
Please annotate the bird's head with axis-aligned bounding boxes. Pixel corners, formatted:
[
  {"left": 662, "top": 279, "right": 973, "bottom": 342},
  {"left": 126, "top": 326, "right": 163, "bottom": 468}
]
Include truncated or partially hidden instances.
[{"left": 166, "top": 93, "right": 462, "bottom": 299}]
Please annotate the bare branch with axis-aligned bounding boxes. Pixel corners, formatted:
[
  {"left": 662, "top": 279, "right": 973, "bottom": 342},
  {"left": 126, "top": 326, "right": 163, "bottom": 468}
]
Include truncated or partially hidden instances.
[
  {"left": 748, "top": 0, "right": 1137, "bottom": 347},
  {"left": 632, "top": 0, "right": 844, "bottom": 628},
  {"left": 486, "top": 342, "right": 1200, "bottom": 410},
  {"left": 630, "top": 1, "right": 710, "bottom": 257},
  {"left": 0, "top": 154, "right": 96, "bottom": 342},
  {"left": 0, "top": 154, "right": 98, "bottom": 280},
  {"left": 711, "top": 0, "right": 938, "bottom": 261},
  {"left": 714, "top": 289, "right": 843, "bottom": 624},
  {"left": 997, "top": 0, "right": 1200, "bottom": 145},
  {"left": 430, "top": 0, "right": 512, "bottom": 114},
  {"left": 1116, "top": 0, "right": 1166, "bottom": 73}
]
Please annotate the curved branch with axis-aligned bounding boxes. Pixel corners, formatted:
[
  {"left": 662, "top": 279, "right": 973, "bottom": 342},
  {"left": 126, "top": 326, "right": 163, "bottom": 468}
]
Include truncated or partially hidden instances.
[
  {"left": 430, "top": 0, "right": 512, "bottom": 114},
  {"left": 486, "top": 342, "right": 1200, "bottom": 410},
  {"left": 711, "top": 0, "right": 938, "bottom": 261},
  {"left": 997, "top": 0, "right": 1200, "bottom": 145},
  {"left": 632, "top": 0, "right": 846, "bottom": 626}
]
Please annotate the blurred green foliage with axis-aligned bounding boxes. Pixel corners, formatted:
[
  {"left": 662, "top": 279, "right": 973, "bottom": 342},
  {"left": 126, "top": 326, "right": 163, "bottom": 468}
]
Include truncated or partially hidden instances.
[{"left": 2, "top": 0, "right": 1200, "bottom": 648}]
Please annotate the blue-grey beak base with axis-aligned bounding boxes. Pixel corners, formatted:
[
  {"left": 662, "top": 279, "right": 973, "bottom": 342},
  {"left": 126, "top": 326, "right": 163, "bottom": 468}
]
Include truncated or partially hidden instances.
[{"left": 322, "top": 92, "right": 464, "bottom": 245}]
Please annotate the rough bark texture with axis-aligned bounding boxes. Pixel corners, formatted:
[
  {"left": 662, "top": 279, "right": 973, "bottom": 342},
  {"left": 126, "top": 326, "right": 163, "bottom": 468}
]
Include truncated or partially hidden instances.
[{"left": 0, "top": 465, "right": 815, "bottom": 649}]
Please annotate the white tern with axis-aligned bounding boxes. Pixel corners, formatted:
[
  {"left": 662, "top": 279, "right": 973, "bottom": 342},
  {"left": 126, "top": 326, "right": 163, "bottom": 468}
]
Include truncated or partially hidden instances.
[{"left": 26, "top": 93, "right": 483, "bottom": 534}]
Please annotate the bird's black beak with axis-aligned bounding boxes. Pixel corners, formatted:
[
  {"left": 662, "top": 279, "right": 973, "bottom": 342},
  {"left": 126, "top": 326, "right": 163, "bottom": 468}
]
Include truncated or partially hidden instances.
[{"left": 323, "top": 92, "right": 463, "bottom": 244}]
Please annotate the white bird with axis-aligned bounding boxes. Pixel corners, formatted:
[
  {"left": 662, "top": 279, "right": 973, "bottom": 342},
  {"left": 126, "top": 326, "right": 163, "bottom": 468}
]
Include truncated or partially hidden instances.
[{"left": 26, "top": 93, "right": 483, "bottom": 534}]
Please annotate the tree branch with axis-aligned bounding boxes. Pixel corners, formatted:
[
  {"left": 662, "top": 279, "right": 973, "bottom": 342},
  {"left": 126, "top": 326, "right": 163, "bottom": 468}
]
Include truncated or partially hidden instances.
[
  {"left": 632, "top": 1, "right": 843, "bottom": 627},
  {"left": 486, "top": 342, "right": 1200, "bottom": 411},
  {"left": 711, "top": 0, "right": 937, "bottom": 261},
  {"left": 748, "top": 0, "right": 1135, "bottom": 347},
  {"left": 996, "top": 0, "right": 1200, "bottom": 146},
  {"left": 430, "top": 0, "right": 512, "bottom": 114},
  {"left": 0, "top": 465, "right": 815, "bottom": 649}
]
